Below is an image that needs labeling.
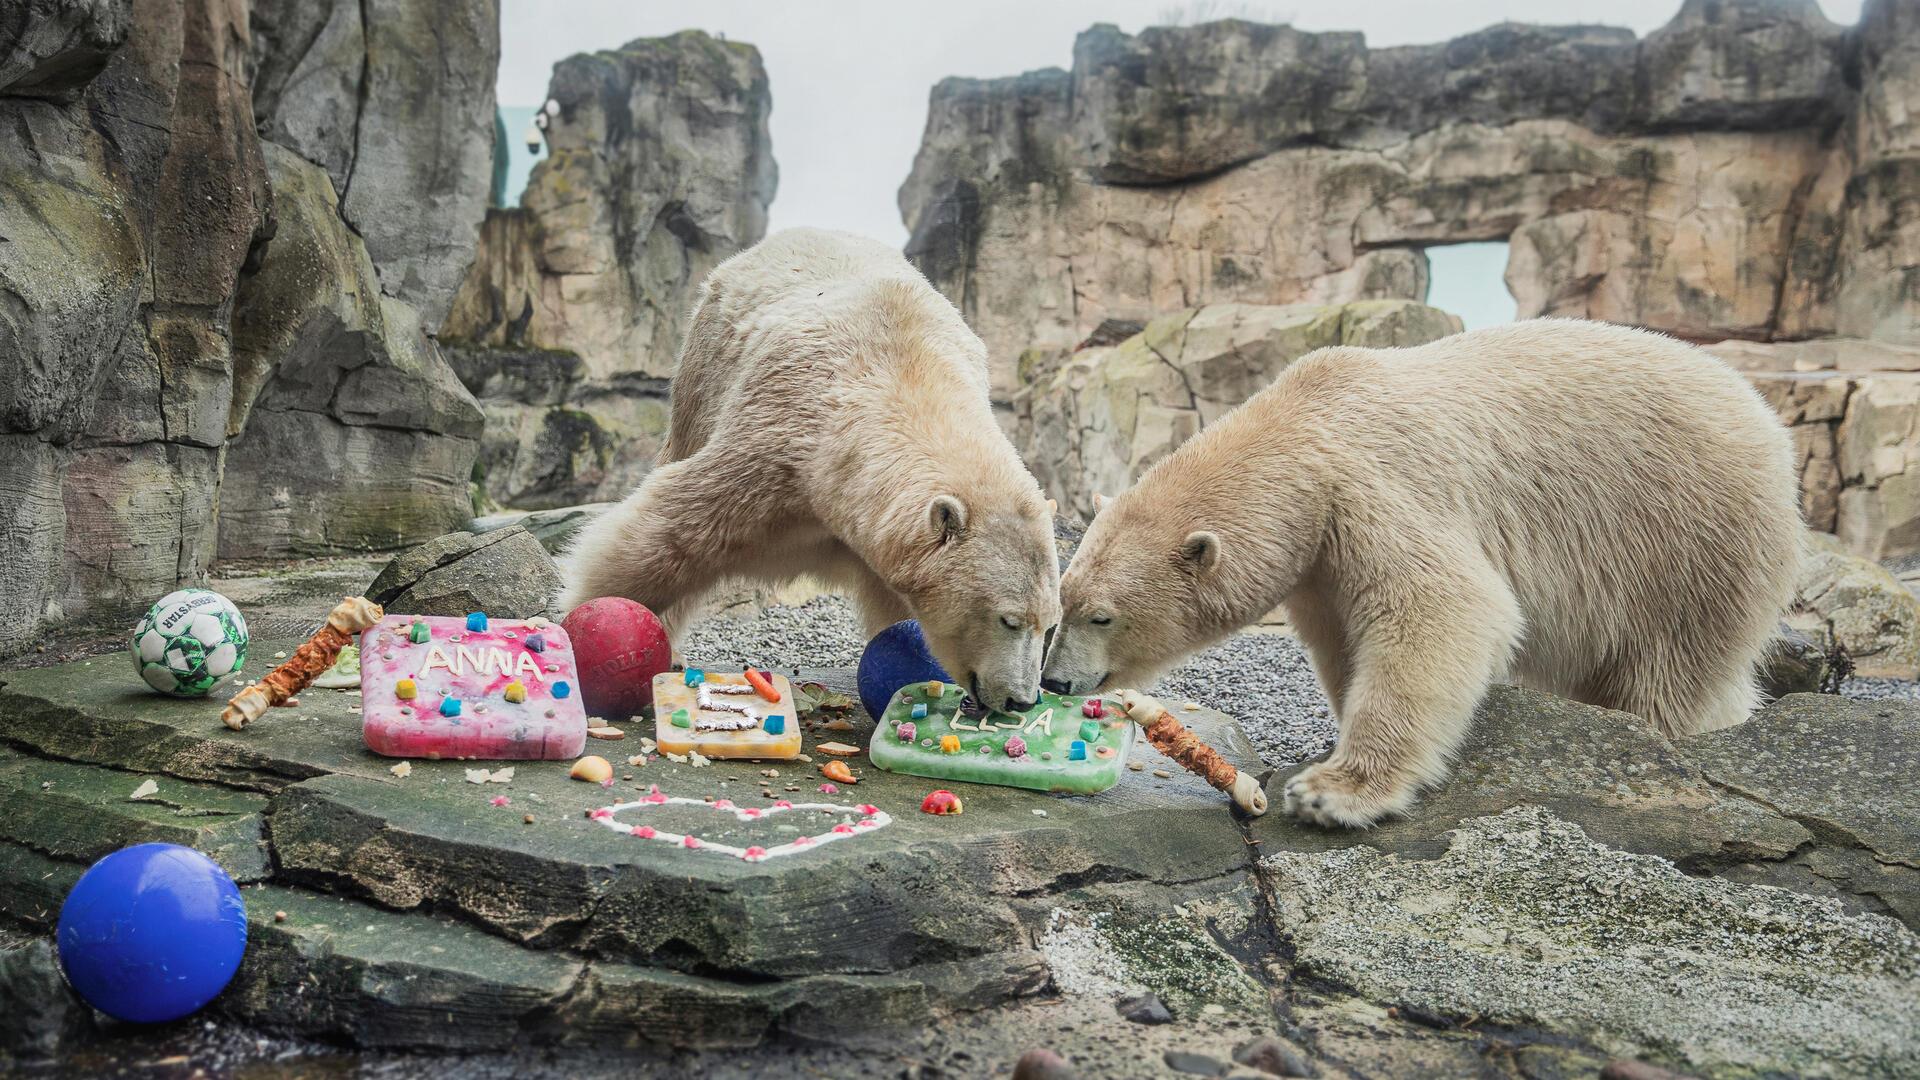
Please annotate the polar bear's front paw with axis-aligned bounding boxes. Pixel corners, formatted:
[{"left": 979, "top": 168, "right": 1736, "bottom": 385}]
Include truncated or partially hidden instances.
[{"left": 1282, "top": 763, "right": 1407, "bottom": 828}]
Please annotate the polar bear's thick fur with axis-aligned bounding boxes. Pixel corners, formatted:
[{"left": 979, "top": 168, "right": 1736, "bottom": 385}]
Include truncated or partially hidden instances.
[
  {"left": 557, "top": 229, "right": 1060, "bottom": 713},
  {"left": 1044, "top": 320, "right": 1801, "bottom": 827}
]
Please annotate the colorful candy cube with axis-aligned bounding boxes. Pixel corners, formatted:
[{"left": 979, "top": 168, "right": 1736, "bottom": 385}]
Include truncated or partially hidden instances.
[
  {"left": 763, "top": 714, "right": 786, "bottom": 735},
  {"left": 466, "top": 612, "right": 488, "bottom": 632},
  {"left": 940, "top": 734, "right": 962, "bottom": 754},
  {"left": 1068, "top": 739, "right": 1087, "bottom": 761},
  {"left": 684, "top": 669, "right": 705, "bottom": 686},
  {"left": 395, "top": 678, "right": 416, "bottom": 700},
  {"left": 503, "top": 681, "right": 527, "bottom": 704},
  {"left": 1082, "top": 698, "right": 1104, "bottom": 718},
  {"left": 1080, "top": 719, "right": 1102, "bottom": 742},
  {"left": 925, "top": 680, "right": 944, "bottom": 696},
  {"left": 409, "top": 621, "right": 430, "bottom": 644},
  {"left": 440, "top": 697, "right": 462, "bottom": 718},
  {"left": 524, "top": 633, "right": 545, "bottom": 653},
  {"left": 552, "top": 680, "right": 571, "bottom": 699},
  {"left": 910, "top": 702, "right": 928, "bottom": 720}
]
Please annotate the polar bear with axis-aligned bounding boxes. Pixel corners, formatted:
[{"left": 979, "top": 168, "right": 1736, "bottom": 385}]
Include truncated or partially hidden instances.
[
  {"left": 1042, "top": 319, "right": 1801, "bottom": 827},
  {"left": 557, "top": 229, "right": 1060, "bottom": 713}
]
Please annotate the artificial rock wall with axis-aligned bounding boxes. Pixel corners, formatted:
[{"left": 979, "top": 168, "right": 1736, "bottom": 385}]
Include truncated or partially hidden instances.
[
  {"left": 443, "top": 31, "right": 776, "bottom": 510},
  {"left": 0, "top": 0, "right": 498, "bottom": 653},
  {"left": 901, "top": 0, "right": 1920, "bottom": 399}
]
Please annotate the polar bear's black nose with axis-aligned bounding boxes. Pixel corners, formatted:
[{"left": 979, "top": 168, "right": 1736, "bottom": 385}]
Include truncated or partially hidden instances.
[
  {"left": 1040, "top": 676, "right": 1071, "bottom": 695},
  {"left": 1004, "top": 695, "right": 1037, "bottom": 713}
]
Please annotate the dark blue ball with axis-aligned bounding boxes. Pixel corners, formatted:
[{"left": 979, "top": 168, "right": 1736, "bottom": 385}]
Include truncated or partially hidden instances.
[
  {"left": 857, "top": 619, "right": 952, "bottom": 719},
  {"left": 57, "top": 843, "right": 248, "bottom": 1023}
]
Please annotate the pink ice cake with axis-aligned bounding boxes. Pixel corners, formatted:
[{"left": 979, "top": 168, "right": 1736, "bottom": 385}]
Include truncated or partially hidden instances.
[{"left": 360, "top": 613, "right": 588, "bottom": 760}]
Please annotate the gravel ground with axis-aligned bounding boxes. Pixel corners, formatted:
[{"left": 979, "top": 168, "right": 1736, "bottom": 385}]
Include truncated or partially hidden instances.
[
  {"left": 1837, "top": 676, "right": 1920, "bottom": 702},
  {"left": 682, "top": 595, "right": 1338, "bottom": 767}
]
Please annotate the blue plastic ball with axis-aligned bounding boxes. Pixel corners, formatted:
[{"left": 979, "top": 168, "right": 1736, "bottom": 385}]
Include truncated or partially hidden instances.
[
  {"left": 57, "top": 843, "right": 248, "bottom": 1023},
  {"left": 856, "top": 619, "right": 952, "bottom": 719}
]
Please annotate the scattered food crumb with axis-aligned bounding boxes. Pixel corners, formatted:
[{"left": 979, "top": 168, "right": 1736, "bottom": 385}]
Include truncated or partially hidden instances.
[
  {"left": 1127, "top": 761, "right": 1145, "bottom": 772},
  {"left": 627, "top": 754, "right": 648, "bottom": 767},
  {"left": 1152, "top": 769, "right": 1173, "bottom": 779},
  {"left": 921, "top": 789, "right": 963, "bottom": 815},
  {"left": 815, "top": 741, "right": 861, "bottom": 757},
  {"left": 820, "top": 760, "right": 858, "bottom": 784},
  {"left": 273, "top": 911, "right": 287, "bottom": 923},
  {"left": 818, "top": 783, "right": 839, "bottom": 794},
  {"left": 821, "top": 719, "right": 855, "bottom": 731},
  {"left": 523, "top": 814, "right": 535, "bottom": 824},
  {"left": 272, "top": 651, "right": 287, "bottom": 659},
  {"left": 760, "top": 769, "right": 780, "bottom": 778},
  {"left": 129, "top": 778, "right": 159, "bottom": 801},
  {"left": 638, "top": 737, "right": 657, "bottom": 754},
  {"left": 490, "top": 795, "right": 510, "bottom": 807},
  {"left": 796, "top": 753, "right": 812, "bottom": 763},
  {"left": 666, "top": 752, "right": 689, "bottom": 764},
  {"left": 587, "top": 726, "right": 625, "bottom": 740},
  {"left": 1032, "top": 808, "right": 1048, "bottom": 817},
  {"left": 569, "top": 756, "right": 613, "bottom": 783},
  {"left": 689, "top": 751, "right": 712, "bottom": 767}
]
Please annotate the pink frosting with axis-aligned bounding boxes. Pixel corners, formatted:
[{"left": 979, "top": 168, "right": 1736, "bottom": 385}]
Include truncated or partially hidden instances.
[{"left": 360, "top": 614, "right": 588, "bottom": 760}]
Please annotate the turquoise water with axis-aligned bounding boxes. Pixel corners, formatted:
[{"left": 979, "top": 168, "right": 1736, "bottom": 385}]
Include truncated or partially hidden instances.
[{"left": 498, "top": 104, "right": 542, "bottom": 207}]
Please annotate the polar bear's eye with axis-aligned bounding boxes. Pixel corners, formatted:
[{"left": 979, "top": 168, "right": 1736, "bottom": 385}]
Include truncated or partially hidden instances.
[
  {"left": 1000, "top": 614, "right": 1022, "bottom": 630},
  {"left": 1088, "top": 614, "right": 1113, "bottom": 627}
]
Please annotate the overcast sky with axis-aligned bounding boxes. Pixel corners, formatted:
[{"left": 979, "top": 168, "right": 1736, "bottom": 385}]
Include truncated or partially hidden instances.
[{"left": 497, "top": 1, "right": 1864, "bottom": 328}]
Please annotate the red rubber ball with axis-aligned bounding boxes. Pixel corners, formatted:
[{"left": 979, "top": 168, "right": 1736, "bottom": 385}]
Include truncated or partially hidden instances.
[{"left": 561, "top": 597, "right": 672, "bottom": 718}]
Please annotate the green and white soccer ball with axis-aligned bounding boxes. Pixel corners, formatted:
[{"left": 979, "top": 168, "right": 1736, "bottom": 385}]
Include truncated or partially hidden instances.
[{"left": 131, "top": 589, "right": 249, "bottom": 698}]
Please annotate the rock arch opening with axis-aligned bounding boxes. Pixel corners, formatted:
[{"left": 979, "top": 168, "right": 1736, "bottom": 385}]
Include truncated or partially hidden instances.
[{"left": 1424, "top": 242, "right": 1516, "bottom": 332}]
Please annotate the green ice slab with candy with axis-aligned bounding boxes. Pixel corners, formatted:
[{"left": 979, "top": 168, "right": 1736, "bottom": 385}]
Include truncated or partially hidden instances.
[{"left": 865, "top": 680, "right": 1136, "bottom": 794}]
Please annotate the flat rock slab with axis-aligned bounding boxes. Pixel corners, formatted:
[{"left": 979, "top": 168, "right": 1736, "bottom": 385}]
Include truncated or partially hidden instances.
[
  {"left": 1261, "top": 805, "right": 1920, "bottom": 1079},
  {"left": 266, "top": 666, "right": 1261, "bottom": 983},
  {"left": 0, "top": 748, "right": 269, "bottom": 881},
  {"left": 1252, "top": 685, "right": 1811, "bottom": 868},
  {"left": 1682, "top": 693, "right": 1920, "bottom": 927},
  {"left": 0, "top": 642, "right": 421, "bottom": 791},
  {"left": 0, "top": 649, "right": 1265, "bottom": 1038}
]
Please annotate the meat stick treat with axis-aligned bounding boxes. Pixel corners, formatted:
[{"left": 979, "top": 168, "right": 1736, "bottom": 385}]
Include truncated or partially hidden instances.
[
  {"left": 221, "top": 596, "right": 383, "bottom": 731},
  {"left": 1112, "top": 689, "right": 1268, "bottom": 816}
]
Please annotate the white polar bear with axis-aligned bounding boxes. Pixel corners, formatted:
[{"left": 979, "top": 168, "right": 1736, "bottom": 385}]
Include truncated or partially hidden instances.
[
  {"left": 557, "top": 229, "right": 1060, "bottom": 713},
  {"left": 1043, "top": 319, "right": 1802, "bottom": 827}
]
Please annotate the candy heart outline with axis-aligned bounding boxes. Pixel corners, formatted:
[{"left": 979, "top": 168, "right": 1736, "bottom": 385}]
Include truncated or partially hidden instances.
[{"left": 589, "top": 789, "right": 891, "bottom": 861}]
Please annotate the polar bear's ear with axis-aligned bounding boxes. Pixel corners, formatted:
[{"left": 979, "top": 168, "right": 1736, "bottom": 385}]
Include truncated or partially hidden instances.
[
  {"left": 1181, "top": 530, "right": 1222, "bottom": 572},
  {"left": 928, "top": 495, "right": 968, "bottom": 543},
  {"left": 1092, "top": 493, "right": 1107, "bottom": 513}
]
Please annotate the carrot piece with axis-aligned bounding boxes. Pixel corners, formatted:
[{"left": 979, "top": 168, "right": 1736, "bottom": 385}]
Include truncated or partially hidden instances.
[{"left": 744, "top": 668, "right": 781, "bottom": 702}]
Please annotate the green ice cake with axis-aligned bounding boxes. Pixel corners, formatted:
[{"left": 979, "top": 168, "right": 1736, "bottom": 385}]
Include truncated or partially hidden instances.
[{"left": 866, "top": 680, "right": 1135, "bottom": 794}]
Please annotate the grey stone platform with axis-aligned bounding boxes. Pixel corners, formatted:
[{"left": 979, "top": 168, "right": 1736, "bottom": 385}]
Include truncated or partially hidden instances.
[
  {"left": 0, "top": 644, "right": 1267, "bottom": 1055},
  {"left": 5, "top": 628, "right": 1919, "bottom": 1077}
]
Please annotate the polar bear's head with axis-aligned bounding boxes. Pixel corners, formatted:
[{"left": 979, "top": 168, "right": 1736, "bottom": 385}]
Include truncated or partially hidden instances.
[
  {"left": 906, "top": 494, "right": 1061, "bottom": 715},
  {"left": 1044, "top": 495, "right": 1233, "bottom": 696}
]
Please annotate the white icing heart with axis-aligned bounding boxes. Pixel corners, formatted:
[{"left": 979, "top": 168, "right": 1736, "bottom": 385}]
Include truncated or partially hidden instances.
[{"left": 590, "top": 788, "right": 892, "bottom": 861}]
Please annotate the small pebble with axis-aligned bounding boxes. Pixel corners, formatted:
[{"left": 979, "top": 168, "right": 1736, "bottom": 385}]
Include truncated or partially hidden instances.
[
  {"left": 523, "top": 814, "right": 535, "bottom": 824},
  {"left": 273, "top": 911, "right": 287, "bottom": 923}
]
